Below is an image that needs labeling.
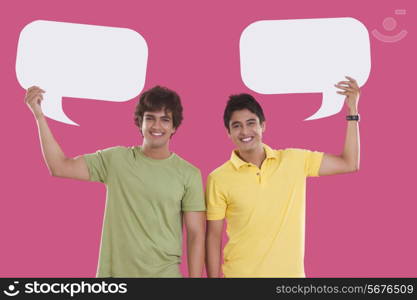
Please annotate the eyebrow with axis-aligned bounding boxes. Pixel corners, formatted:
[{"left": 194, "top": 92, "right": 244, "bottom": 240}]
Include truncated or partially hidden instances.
[
  {"left": 231, "top": 118, "right": 258, "bottom": 127},
  {"left": 144, "top": 113, "right": 171, "bottom": 119}
]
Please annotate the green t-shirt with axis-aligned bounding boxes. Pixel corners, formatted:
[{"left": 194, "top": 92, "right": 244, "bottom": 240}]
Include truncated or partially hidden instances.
[{"left": 83, "top": 146, "right": 205, "bottom": 278}]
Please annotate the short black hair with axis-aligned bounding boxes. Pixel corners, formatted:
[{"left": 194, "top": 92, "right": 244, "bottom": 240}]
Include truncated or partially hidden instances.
[
  {"left": 223, "top": 93, "right": 265, "bottom": 131},
  {"left": 134, "top": 85, "right": 183, "bottom": 130}
]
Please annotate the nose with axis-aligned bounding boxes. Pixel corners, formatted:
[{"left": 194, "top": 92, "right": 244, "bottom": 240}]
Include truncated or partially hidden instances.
[
  {"left": 151, "top": 119, "right": 162, "bottom": 130},
  {"left": 240, "top": 124, "right": 249, "bottom": 136}
]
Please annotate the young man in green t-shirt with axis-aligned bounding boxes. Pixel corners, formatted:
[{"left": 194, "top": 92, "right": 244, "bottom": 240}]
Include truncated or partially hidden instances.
[
  {"left": 25, "top": 85, "right": 206, "bottom": 277},
  {"left": 206, "top": 76, "right": 361, "bottom": 277}
]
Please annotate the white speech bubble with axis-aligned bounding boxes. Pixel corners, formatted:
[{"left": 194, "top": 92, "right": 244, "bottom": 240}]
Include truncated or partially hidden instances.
[
  {"left": 16, "top": 20, "right": 148, "bottom": 125},
  {"left": 240, "top": 17, "right": 371, "bottom": 120}
]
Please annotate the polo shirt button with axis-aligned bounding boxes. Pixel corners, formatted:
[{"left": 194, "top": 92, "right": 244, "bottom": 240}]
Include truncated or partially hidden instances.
[{"left": 256, "top": 172, "right": 260, "bottom": 175}]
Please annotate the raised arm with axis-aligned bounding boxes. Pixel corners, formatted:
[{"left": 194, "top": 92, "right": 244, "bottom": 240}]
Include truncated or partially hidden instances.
[
  {"left": 25, "top": 86, "right": 90, "bottom": 180},
  {"left": 319, "top": 76, "right": 361, "bottom": 176},
  {"left": 205, "top": 219, "right": 224, "bottom": 277}
]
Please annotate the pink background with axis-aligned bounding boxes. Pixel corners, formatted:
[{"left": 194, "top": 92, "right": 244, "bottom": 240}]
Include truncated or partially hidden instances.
[{"left": 1, "top": 0, "right": 415, "bottom": 277}]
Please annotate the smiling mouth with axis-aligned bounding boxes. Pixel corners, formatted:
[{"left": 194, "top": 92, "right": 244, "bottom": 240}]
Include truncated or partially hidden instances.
[
  {"left": 240, "top": 137, "right": 254, "bottom": 143},
  {"left": 150, "top": 132, "right": 164, "bottom": 137}
]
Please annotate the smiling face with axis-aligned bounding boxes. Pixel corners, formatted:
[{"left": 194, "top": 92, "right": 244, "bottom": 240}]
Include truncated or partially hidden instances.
[
  {"left": 228, "top": 109, "right": 265, "bottom": 154},
  {"left": 141, "top": 109, "right": 176, "bottom": 149}
]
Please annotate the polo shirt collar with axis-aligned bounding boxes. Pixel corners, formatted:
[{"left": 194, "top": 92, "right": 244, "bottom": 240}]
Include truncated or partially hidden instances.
[{"left": 230, "top": 144, "right": 278, "bottom": 169}]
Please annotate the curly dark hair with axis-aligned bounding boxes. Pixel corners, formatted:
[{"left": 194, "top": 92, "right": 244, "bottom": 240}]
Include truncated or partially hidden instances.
[
  {"left": 134, "top": 86, "right": 183, "bottom": 130},
  {"left": 223, "top": 93, "right": 265, "bottom": 132}
]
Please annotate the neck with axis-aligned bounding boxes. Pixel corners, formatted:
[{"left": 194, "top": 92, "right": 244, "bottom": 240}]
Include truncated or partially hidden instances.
[
  {"left": 141, "top": 142, "right": 171, "bottom": 159},
  {"left": 237, "top": 145, "right": 266, "bottom": 168}
]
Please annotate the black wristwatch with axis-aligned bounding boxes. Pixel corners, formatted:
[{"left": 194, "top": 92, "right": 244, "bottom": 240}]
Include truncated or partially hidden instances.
[{"left": 346, "top": 114, "right": 360, "bottom": 121}]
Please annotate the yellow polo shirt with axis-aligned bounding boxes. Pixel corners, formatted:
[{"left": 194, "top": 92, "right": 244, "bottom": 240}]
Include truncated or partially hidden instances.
[{"left": 206, "top": 144, "right": 323, "bottom": 277}]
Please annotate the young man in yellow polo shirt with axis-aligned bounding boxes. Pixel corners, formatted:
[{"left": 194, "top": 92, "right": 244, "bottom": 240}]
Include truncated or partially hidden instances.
[{"left": 206, "top": 76, "right": 361, "bottom": 278}]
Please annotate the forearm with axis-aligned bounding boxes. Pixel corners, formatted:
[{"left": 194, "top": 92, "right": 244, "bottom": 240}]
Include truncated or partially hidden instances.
[
  {"left": 341, "top": 107, "right": 360, "bottom": 170},
  {"left": 35, "top": 115, "right": 68, "bottom": 175},
  {"left": 205, "top": 235, "right": 222, "bottom": 278},
  {"left": 186, "top": 232, "right": 205, "bottom": 277}
]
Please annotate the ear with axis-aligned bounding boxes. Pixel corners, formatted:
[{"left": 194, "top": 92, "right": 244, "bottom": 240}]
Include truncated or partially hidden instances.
[
  {"left": 169, "top": 126, "right": 176, "bottom": 139},
  {"left": 261, "top": 121, "right": 266, "bottom": 133},
  {"left": 139, "top": 122, "right": 144, "bottom": 136},
  {"left": 226, "top": 128, "right": 231, "bottom": 139}
]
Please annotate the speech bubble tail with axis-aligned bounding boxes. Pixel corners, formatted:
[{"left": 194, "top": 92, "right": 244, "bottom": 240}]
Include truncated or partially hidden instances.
[
  {"left": 41, "top": 93, "right": 79, "bottom": 126},
  {"left": 304, "top": 89, "right": 345, "bottom": 121}
]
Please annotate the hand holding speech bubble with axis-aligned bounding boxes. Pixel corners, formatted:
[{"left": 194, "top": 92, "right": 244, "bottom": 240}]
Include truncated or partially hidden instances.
[
  {"left": 240, "top": 17, "right": 371, "bottom": 120},
  {"left": 16, "top": 20, "right": 148, "bottom": 126}
]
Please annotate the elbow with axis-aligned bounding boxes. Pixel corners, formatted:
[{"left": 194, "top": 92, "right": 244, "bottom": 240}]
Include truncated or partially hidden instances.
[
  {"left": 49, "top": 168, "right": 62, "bottom": 177},
  {"left": 189, "top": 230, "right": 205, "bottom": 242},
  {"left": 349, "top": 163, "right": 360, "bottom": 173},
  {"left": 342, "top": 157, "right": 359, "bottom": 173},
  {"left": 48, "top": 158, "right": 70, "bottom": 177},
  {"left": 48, "top": 166, "right": 58, "bottom": 177},
  {"left": 187, "top": 226, "right": 205, "bottom": 243},
  {"left": 353, "top": 160, "right": 360, "bottom": 172},
  {"left": 206, "top": 231, "right": 222, "bottom": 245}
]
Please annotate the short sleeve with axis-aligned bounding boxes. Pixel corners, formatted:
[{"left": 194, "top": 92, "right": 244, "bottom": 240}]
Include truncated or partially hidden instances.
[
  {"left": 181, "top": 168, "right": 206, "bottom": 212},
  {"left": 304, "top": 150, "right": 324, "bottom": 177},
  {"left": 83, "top": 147, "right": 119, "bottom": 183},
  {"left": 205, "top": 174, "right": 227, "bottom": 220}
]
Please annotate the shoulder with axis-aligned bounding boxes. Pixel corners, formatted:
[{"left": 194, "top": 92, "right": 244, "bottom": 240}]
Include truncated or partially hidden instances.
[
  {"left": 278, "top": 148, "right": 323, "bottom": 168},
  {"left": 101, "top": 146, "right": 132, "bottom": 157},
  {"left": 172, "top": 154, "right": 202, "bottom": 176},
  {"left": 85, "top": 146, "right": 134, "bottom": 162},
  {"left": 280, "top": 148, "right": 310, "bottom": 159},
  {"left": 264, "top": 144, "right": 308, "bottom": 160},
  {"left": 208, "top": 160, "right": 234, "bottom": 181}
]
